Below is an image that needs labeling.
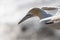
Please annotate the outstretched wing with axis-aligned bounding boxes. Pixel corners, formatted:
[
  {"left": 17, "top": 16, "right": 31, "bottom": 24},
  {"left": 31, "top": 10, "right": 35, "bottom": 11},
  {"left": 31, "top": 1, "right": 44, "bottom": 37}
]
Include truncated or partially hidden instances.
[{"left": 41, "top": 7, "right": 58, "bottom": 15}]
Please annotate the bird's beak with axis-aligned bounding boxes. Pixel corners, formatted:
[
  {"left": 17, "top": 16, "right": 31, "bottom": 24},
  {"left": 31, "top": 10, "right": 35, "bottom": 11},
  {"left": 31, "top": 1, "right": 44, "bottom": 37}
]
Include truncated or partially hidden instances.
[{"left": 18, "top": 14, "right": 33, "bottom": 24}]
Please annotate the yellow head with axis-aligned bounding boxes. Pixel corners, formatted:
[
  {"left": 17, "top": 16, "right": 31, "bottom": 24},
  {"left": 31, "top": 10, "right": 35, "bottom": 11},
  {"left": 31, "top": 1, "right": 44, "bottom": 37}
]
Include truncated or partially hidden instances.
[
  {"left": 29, "top": 8, "right": 40, "bottom": 16},
  {"left": 18, "top": 8, "right": 40, "bottom": 24}
]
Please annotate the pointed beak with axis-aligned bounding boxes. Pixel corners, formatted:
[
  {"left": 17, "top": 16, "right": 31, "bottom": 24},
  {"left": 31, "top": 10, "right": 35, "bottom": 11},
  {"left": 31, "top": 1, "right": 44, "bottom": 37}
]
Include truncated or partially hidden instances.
[{"left": 18, "top": 14, "right": 33, "bottom": 24}]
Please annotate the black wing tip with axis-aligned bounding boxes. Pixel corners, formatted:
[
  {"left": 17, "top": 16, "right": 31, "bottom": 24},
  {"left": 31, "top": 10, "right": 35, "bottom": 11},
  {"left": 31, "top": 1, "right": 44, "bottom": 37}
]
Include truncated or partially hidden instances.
[{"left": 46, "top": 22, "right": 54, "bottom": 24}]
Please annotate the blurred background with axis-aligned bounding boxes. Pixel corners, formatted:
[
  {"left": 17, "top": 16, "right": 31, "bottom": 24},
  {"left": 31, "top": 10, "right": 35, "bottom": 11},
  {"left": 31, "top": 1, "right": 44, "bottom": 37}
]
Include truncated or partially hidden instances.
[{"left": 0, "top": 0, "right": 60, "bottom": 40}]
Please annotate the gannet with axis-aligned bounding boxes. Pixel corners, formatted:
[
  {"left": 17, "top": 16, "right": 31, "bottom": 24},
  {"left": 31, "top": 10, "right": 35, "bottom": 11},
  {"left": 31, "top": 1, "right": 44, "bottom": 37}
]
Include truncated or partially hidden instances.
[
  {"left": 18, "top": 7, "right": 59, "bottom": 40},
  {"left": 18, "top": 7, "right": 58, "bottom": 24},
  {"left": 18, "top": 7, "right": 60, "bottom": 29}
]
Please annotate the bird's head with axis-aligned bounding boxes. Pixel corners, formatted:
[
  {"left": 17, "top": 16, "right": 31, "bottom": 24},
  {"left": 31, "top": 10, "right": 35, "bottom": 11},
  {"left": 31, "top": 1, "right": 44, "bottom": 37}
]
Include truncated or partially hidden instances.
[{"left": 18, "top": 8, "right": 41, "bottom": 24}]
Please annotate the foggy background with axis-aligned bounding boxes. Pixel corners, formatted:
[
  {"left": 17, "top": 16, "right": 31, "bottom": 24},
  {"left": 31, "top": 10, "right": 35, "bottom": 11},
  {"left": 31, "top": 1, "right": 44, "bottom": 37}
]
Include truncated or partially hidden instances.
[{"left": 0, "top": 0, "right": 60, "bottom": 40}]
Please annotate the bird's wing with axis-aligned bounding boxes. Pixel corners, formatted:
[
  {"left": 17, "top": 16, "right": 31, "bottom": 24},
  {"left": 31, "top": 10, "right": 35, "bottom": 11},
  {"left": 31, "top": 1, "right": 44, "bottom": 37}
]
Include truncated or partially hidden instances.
[
  {"left": 39, "top": 16, "right": 60, "bottom": 29},
  {"left": 41, "top": 7, "right": 58, "bottom": 15},
  {"left": 45, "top": 8, "right": 60, "bottom": 24},
  {"left": 39, "top": 7, "right": 58, "bottom": 19}
]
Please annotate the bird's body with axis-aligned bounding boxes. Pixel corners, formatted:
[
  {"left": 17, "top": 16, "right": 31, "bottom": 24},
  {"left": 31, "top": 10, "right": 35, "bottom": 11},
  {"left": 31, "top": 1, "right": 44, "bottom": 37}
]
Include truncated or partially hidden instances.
[
  {"left": 18, "top": 9, "right": 60, "bottom": 40},
  {"left": 19, "top": 17, "right": 57, "bottom": 40},
  {"left": 18, "top": 7, "right": 60, "bottom": 29}
]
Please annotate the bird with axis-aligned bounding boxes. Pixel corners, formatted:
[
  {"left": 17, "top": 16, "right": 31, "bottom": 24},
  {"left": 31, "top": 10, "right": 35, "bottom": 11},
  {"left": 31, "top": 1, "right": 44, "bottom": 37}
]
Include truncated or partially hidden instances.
[
  {"left": 18, "top": 7, "right": 58, "bottom": 24},
  {"left": 18, "top": 7, "right": 60, "bottom": 29},
  {"left": 18, "top": 7, "right": 60, "bottom": 40}
]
